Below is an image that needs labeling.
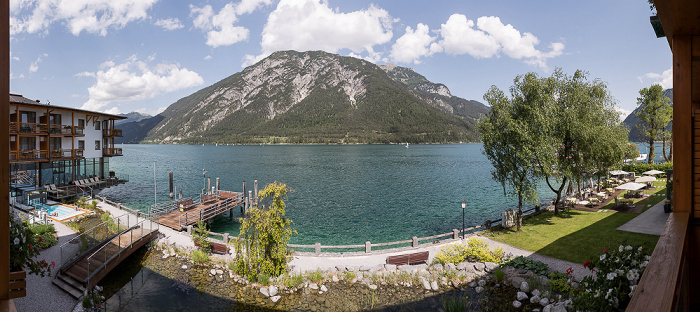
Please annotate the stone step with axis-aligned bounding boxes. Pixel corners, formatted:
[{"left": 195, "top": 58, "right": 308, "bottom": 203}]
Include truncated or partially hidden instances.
[{"left": 52, "top": 276, "right": 83, "bottom": 299}]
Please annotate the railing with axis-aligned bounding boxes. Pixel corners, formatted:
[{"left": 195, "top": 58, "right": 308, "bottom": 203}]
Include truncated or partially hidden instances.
[
  {"left": 49, "top": 149, "right": 83, "bottom": 159},
  {"left": 103, "top": 147, "right": 123, "bottom": 156},
  {"left": 10, "top": 122, "right": 47, "bottom": 134},
  {"left": 58, "top": 213, "right": 133, "bottom": 269},
  {"left": 102, "top": 129, "right": 123, "bottom": 137},
  {"left": 85, "top": 218, "right": 159, "bottom": 289},
  {"left": 177, "top": 196, "right": 240, "bottom": 228},
  {"left": 626, "top": 212, "right": 690, "bottom": 312},
  {"left": 73, "top": 126, "right": 84, "bottom": 135},
  {"left": 11, "top": 149, "right": 48, "bottom": 161}
]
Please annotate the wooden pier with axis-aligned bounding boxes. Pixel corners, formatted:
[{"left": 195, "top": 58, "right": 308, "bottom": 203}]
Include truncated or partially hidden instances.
[{"left": 152, "top": 191, "right": 245, "bottom": 231}]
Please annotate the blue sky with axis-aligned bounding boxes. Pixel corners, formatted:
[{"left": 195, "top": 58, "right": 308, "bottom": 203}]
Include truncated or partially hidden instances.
[{"left": 9, "top": 0, "right": 671, "bottom": 119}]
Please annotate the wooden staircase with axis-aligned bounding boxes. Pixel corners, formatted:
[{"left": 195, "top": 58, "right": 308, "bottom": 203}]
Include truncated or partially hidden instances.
[{"left": 52, "top": 271, "right": 85, "bottom": 299}]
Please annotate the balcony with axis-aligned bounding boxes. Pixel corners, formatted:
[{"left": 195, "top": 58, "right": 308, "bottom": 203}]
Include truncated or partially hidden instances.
[
  {"left": 10, "top": 150, "right": 48, "bottom": 161},
  {"left": 102, "top": 147, "right": 123, "bottom": 157},
  {"left": 49, "top": 149, "right": 85, "bottom": 159},
  {"left": 102, "top": 128, "right": 122, "bottom": 137},
  {"left": 10, "top": 122, "right": 48, "bottom": 134}
]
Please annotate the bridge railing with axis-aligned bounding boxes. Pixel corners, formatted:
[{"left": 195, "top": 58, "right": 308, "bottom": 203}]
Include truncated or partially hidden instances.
[
  {"left": 85, "top": 218, "right": 159, "bottom": 289},
  {"left": 58, "top": 213, "right": 133, "bottom": 269}
]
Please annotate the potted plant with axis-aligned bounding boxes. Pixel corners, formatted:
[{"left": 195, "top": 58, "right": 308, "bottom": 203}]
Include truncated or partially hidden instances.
[
  {"left": 9, "top": 214, "right": 53, "bottom": 298},
  {"left": 109, "top": 171, "right": 115, "bottom": 177}
]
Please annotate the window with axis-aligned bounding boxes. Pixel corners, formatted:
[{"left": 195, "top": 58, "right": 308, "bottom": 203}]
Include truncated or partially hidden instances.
[
  {"left": 20, "top": 137, "right": 35, "bottom": 150},
  {"left": 49, "top": 137, "right": 61, "bottom": 150},
  {"left": 103, "top": 120, "right": 108, "bottom": 130},
  {"left": 78, "top": 140, "right": 84, "bottom": 150},
  {"left": 20, "top": 111, "right": 36, "bottom": 123},
  {"left": 78, "top": 119, "right": 85, "bottom": 127},
  {"left": 95, "top": 140, "right": 100, "bottom": 150},
  {"left": 49, "top": 114, "right": 62, "bottom": 125},
  {"left": 95, "top": 121, "right": 100, "bottom": 130}
]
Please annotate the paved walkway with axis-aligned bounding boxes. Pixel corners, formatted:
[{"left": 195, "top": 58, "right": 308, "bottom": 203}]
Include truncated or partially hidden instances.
[{"left": 616, "top": 197, "right": 669, "bottom": 235}]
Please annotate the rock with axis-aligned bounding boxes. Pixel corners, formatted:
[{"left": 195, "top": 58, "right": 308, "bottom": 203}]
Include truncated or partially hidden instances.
[
  {"left": 210, "top": 269, "right": 217, "bottom": 276},
  {"left": 332, "top": 275, "right": 339, "bottom": 282},
  {"left": 520, "top": 281, "right": 530, "bottom": 293},
  {"left": 431, "top": 281, "right": 439, "bottom": 291},
  {"left": 335, "top": 265, "right": 345, "bottom": 272},
  {"left": 543, "top": 305, "right": 552, "bottom": 312},
  {"left": 422, "top": 280, "right": 431, "bottom": 290},
  {"left": 530, "top": 295, "right": 541, "bottom": 304},
  {"left": 368, "top": 284, "right": 377, "bottom": 290},
  {"left": 531, "top": 289, "right": 541, "bottom": 297},
  {"left": 269, "top": 285, "right": 278, "bottom": 297},
  {"left": 474, "top": 263, "right": 485, "bottom": 272},
  {"left": 384, "top": 264, "right": 397, "bottom": 271},
  {"left": 468, "top": 281, "right": 477, "bottom": 288},
  {"left": 539, "top": 298, "right": 549, "bottom": 307},
  {"left": 345, "top": 266, "right": 356, "bottom": 272},
  {"left": 415, "top": 263, "right": 428, "bottom": 271},
  {"left": 216, "top": 269, "right": 224, "bottom": 275},
  {"left": 270, "top": 295, "right": 281, "bottom": 303},
  {"left": 478, "top": 279, "right": 486, "bottom": 287},
  {"left": 359, "top": 265, "right": 370, "bottom": 271},
  {"left": 513, "top": 300, "right": 522, "bottom": 309},
  {"left": 398, "top": 265, "right": 413, "bottom": 273},
  {"left": 451, "top": 280, "right": 461, "bottom": 289},
  {"left": 309, "top": 283, "right": 319, "bottom": 290},
  {"left": 260, "top": 287, "right": 270, "bottom": 297},
  {"left": 516, "top": 291, "right": 528, "bottom": 301},
  {"left": 162, "top": 254, "right": 169, "bottom": 259},
  {"left": 429, "top": 263, "right": 443, "bottom": 271},
  {"left": 510, "top": 276, "right": 525, "bottom": 288},
  {"left": 456, "top": 262, "right": 469, "bottom": 271},
  {"left": 320, "top": 285, "right": 328, "bottom": 292},
  {"left": 181, "top": 265, "right": 187, "bottom": 269},
  {"left": 445, "top": 263, "right": 457, "bottom": 271},
  {"left": 319, "top": 291, "right": 323, "bottom": 295},
  {"left": 552, "top": 303, "right": 567, "bottom": 312},
  {"left": 484, "top": 262, "right": 498, "bottom": 272},
  {"left": 475, "top": 286, "right": 484, "bottom": 294}
]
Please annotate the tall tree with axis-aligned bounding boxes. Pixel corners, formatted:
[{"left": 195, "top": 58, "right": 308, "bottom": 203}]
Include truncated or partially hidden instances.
[
  {"left": 479, "top": 73, "right": 543, "bottom": 231},
  {"left": 635, "top": 84, "right": 672, "bottom": 164}
]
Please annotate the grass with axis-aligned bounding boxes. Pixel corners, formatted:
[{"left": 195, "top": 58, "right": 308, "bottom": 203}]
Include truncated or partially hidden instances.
[{"left": 486, "top": 209, "right": 659, "bottom": 264}]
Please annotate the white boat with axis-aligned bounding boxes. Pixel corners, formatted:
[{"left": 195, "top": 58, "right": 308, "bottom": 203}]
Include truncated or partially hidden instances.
[
  {"left": 636, "top": 153, "right": 648, "bottom": 161},
  {"left": 405, "top": 143, "right": 409, "bottom": 148}
]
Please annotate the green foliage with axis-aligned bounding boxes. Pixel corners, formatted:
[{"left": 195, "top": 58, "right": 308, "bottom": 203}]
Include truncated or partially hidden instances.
[
  {"left": 621, "top": 162, "right": 672, "bottom": 177},
  {"left": 257, "top": 272, "right": 270, "bottom": 286},
  {"left": 227, "top": 260, "right": 236, "bottom": 271},
  {"left": 29, "top": 223, "right": 54, "bottom": 235},
  {"left": 281, "top": 273, "right": 305, "bottom": 289},
  {"left": 493, "top": 267, "right": 505, "bottom": 282},
  {"left": 443, "top": 295, "right": 471, "bottom": 312},
  {"left": 549, "top": 277, "right": 572, "bottom": 294},
  {"left": 344, "top": 271, "right": 357, "bottom": 281},
  {"left": 192, "top": 220, "right": 210, "bottom": 252},
  {"left": 635, "top": 84, "right": 672, "bottom": 164},
  {"left": 29, "top": 224, "right": 57, "bottom": 249},
  {"left": 191, "top": 249, "right": 210, "bottom": 265},
  {"left": 574, "top": 244, "right": 650, "bottom": 311},
  {"left": 308, "top": 270, "right": 324, "bottom": 284},
  {"left": 82, "top": 295, "right": 92, "bottom": 308},
  {"left": 10, "top": 216, "right": 53, "bottom": 277},
  {"left": 234, "top": 182, "right": 295, "bottom": 280},
  {"left": 501, "top": 256, "right": 550, "bottom": 276},
  {"left": 100, "top": 213, "right": 119, "bottom": 233},
  {"left": 433, "top": 237, "right": 504, "bottom": 264}
]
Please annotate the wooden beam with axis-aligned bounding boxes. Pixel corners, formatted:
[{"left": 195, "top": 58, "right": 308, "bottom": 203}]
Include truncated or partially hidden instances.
[
  {"left": 673, "top": 35, "right": 692, "bottom": 213},
  {"left": 0, "top": 0, "right": 10, "bottom": 302}
]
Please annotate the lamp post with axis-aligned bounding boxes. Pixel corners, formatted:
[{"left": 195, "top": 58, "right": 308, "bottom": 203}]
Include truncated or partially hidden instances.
[
  {"left": 461, "top": 200, "right": 467, "bottom": 239},
  {"left": 202, "top": 167, "right": 207, "bottom": 195}
]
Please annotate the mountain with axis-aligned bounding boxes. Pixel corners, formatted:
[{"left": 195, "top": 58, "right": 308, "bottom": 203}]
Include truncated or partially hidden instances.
[
  {"left": 622, "top": 88, "right": 672, "bottom": 142},
  {"left": 115, "top": 112, "right": 151, "bottom": 125},
  {"left": 117, "top": 50, "right": 488, "bottom": 144}
]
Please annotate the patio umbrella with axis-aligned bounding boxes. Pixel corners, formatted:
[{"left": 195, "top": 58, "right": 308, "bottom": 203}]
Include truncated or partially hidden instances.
[
  {"left": 635, "top": 176, "right": 657, "bottom": 183},
  {"left": 615, "top": 182, "right": 645, "bottom": 191},
  {"left": 642, "top": 169, "right": 664, "bottom": 175},
  {"left": 609, "top": 170, "right": 629, "bottom": 176}
]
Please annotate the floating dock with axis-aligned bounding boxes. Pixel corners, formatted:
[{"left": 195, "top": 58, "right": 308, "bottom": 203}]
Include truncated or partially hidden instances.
[{"left": 149, "top": 191, "right": 245, "bottom": 231}]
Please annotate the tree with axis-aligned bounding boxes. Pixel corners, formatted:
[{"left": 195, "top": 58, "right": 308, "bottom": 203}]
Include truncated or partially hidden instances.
[
  {"left": 478, "top": 73, "right": 544, "bottom": 231},
  {"left": 234, "top": 182, "right": 295, "bottom": 280},
  {"left": 635, "top": 84, "right": 672, "bottom": 164}
]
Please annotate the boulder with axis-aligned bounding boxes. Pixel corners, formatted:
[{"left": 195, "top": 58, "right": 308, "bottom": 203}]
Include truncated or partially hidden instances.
[
  {"left": 431, "top": 281, "right": 439, "bottom": 291},
  {"left": 456, "top": 262, "right": 470, "bottom": 271},
  {"left": 475, "top": 286, "right": 484, "bottom": 294},
  {"left": 270, "top": 295, "right": 281, "bottom": 303},
  {"left": 513, "top": 300, "right": 522, "bottom": 309},
  {"left": 260, "top": 287, "right": 270, "bottom": 297},
  {"left": 359, "top": 265, "right": 370, "bottom": 271},
  {"left": 445, "top": 263, "right": 457, "bottom": 271},
  {"left": 530, "top": 295, "right": 541, "bottom": 304},
  {"left": 552, "top": 303, "right": 567, "bottom": 312},
  {"left": 478, "top": 279, "right": 487, "bottom": 287},
  {"left": 335, "top": 265, "right": 345, "bottom": 272},
  {"left": 345, "top": 266, "right": 356, "bottom": 272},
  {"left": 332, "top": 275, "right": 339, "bottom": 282},
  {"left": 520, "top": 281, "right": 530, "bottom": 293},
  {"left": 468, "top": 281, "right": 477, "bottom": 288},
  {"left": 484, "top": 262, "right": 499, "bottom": 272},
  {"left": 269, "top": 285, "right": 278, "bottom": 297},
  {"left": 368, "top": 284, "right": 377, "bottom": 290},
  {"left": 511, "top": 276, "right": 525, "bottom": 289},
  {"left": 210, "top": 269, "right": 216, "bottom": 276},
  {"left": 309, "top": 283, "right": 319, "bottom": 290},
  {"left": 320, "top": 285, "right": 328, "bottom": 292},
  {"left": 516, "top": 291, "right": 528, "bottom": 301},
  {"left": 539, "top": 298, "right": 549, "bottom": 307},
  {"left": 531, "top": 289, "right": 541, "bottom": 298},
  {"left": 429, "top": 263, "right": 443, "bottom": 272},
  {"left": 422, "top": 279, "right": 431, "bottom": 290},
  {"left": 474, "top": 263, "right": 485, "bottom": 272},
  {"left": 384, "top": 264, "right": 397, "bottom": 271}
]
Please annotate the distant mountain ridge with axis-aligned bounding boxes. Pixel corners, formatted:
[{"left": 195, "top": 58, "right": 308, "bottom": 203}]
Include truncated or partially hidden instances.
[
  {"left": 622, "top": 88, "right": 672, "bottom": 142},
  {"left": 117, "top": 50, "right": 489, "bottom": 144},
  {"left": 116, "top": 112, "right": 151, "bottom": 125}
]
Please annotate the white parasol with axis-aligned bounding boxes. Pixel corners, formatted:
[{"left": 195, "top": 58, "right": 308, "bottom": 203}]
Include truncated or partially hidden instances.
[
  {"left": 609, "top": 170, "right": 629, "bottom": 176},
  {"left": 642, "top": 169, "right": 664, "bottom": 175},
  {"left": 615, "top": 182, "right": 646, "bottom": 191},
  {"left": 635, "top": 176, "right": 657, "bottom": 183}
]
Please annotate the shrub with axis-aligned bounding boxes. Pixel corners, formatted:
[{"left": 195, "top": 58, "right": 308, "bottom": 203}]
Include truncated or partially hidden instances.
[
  {"left": 282, "top": 273, "right": 304, "bottom": 289},
  {"left": 308, "top": 270, "right": 324, "bottom": 283},
  {"left": 192, "top": 220, "right": 210, "bottom": 252},
  {"left": 344, "top": 271, "right": 356, "bottom": 281},
  {"left": 493, "top": 267, "right": 505, "bottom": 282},
  {"left": 29, "top": 223, "right": 54, "bottom": 235},
  {"left": 257, "top": 272, "right": 270, "bottom": 286},
  {"left": 573, "top": 244, "right": 650, "bottom": 311},
  {"left": 227, "top": 261, "right": 236, "bottom": 271},
  {"left": 433, "top": 237, "right": 504, "bottom": 264},
  {"left": 501, "top": 256, "right": 550, "bottom": 276},
  {"left": 191, "top": 249, "right": 210, "bottom": 265},
  {"left": 433, "top": 243, "right": 469, "bottom": 265}
]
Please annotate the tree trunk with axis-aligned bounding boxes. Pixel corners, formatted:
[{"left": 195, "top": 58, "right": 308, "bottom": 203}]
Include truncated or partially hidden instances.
[
  {"left": 517, "top": 192, "right": 523, "bottom": 231},
  {"left": 662, "top": 134, "right": 669, "bottom": 163},
  {"left": 545, "top": 175, "right": 567, "bottom": 216},
  {"left": 669, "top": 132, "right": 673, "bottom": 162},
  {"left": 648, "top": 139, "right": 655, "bottom": 164}
]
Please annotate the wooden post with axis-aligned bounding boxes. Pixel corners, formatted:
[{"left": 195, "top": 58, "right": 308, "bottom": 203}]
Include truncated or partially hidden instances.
[
  {"left": 315, "top": 242, "right": 321, "bottom": 255},
  {"left": 365, "top": 241, "right": 371, "bottom": 253},
  {"left": 215, "top": 178, "right": 220, "bottom": 194},
  {"left": 223, "top": 233, "right": 229, "bottom": 244},
  {"left": 412, "top": 236, "right": 418, "bottom": 248},
  {"left": 672, "top": 35, "right": 692, "bottom": 213},
  {"left": 254, "top": 180, "right": 258, "bottom": 206},
  {"left": 169, "top": 172, "right": 173, "bottom": 199},
  {"left": 453, "top": 229, "right": 459, "bottom": 239},
  {"left": 248, "top": 191, "right": 253, "bottom": 209},
  {"left": 207, "top": 178, "right": 211, "bottom": 195},
  {"left": 179, "top": 189, "right": 182, "bottom": 200}
]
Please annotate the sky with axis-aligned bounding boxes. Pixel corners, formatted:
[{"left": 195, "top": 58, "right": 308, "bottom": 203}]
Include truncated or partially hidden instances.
[{"left": 8, "top": 0, "right": 672, "bottom": 119}]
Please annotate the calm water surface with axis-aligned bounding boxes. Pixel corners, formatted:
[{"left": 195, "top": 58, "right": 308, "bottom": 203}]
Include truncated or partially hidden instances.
[{"left": 101, "top": 144, "right": 554, "bottom": 245}]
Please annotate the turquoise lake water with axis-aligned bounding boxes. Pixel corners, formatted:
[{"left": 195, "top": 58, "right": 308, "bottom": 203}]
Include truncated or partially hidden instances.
[{"left": 100, "top": 144, "right": 557, "bottom": 245}]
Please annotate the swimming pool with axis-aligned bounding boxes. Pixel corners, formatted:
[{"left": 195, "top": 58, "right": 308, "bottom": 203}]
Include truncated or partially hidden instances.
[{"left": 35, "top": 203, "right": 89, "bottom": 221}]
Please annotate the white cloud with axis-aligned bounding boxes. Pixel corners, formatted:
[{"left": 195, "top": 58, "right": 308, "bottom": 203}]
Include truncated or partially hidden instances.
[
  {"left": 244, "top": 0, "right": 395, "bottom": 67},
  {"left": 190, "top": 0, "right": 272, "bottom": 48},
  {"left": 29, "top": 53, "right": 47, "bottom": 73},
  {"left": 10, "top": 0, "right": 158, "bottom": 36},
  {"left": 638, "top": 68, "right": 672, "bottom": 89},
  {"left": 615, "top": 106, "right": 632, "bottom": 122},
  {"left": 74, "top": 71, "right": 95, "bottom": 78},
  {"left": 389, "top": 14, "right": 564, "bottom": 69},
  {"left": 10, "top": 51, "right": 19, "bottom": 61},
  {"left": 390, "top": 23, "right": 436, "bottom": 64},
  {"left": 204, "top": 55, "right": 212, "bottom": 60},
  {"left": 155, "top": 18, "right": 183, "bottom": 31},
  {"left": 80, "top": 55, "right": 204, "bottom": 112}
]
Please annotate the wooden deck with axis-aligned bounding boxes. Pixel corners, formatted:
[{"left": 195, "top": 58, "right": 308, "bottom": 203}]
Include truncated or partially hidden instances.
[
  {"left": 62, "top": 227, "right": 158, "bottom": 289},
  {"left": 156, "top": 192, "right": 244, "bottom": 231}
]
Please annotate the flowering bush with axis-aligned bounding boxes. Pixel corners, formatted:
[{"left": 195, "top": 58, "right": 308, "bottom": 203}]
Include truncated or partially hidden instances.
[
  {"left": 573, "top": 244, "right": 649, "bottom": 311},
  {"left": 433, "top": 237, "right": 504, "bottom": 264},
  {"left": 10, "top": 214, "right": 54, "bottom": 277}
]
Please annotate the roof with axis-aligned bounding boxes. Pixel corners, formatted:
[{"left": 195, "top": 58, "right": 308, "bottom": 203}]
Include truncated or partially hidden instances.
[
  {"left": 654, "top": 0, "right": 700, "bottom": 48},
  {"left": 9, "top": 93, "right": 126, "bottom": 119}
]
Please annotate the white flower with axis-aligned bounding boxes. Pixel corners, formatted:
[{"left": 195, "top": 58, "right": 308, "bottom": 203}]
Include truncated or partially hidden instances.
[
  {"left": 630, "top": 285, "right": 637, "bottom": 297},
  {"left": 625, "top": 245, "right": 633, "bottom": 251},
  {"left": 600, "top": 254, "right": 607, "bottom": 261},
  {"left": 641, "top": 260, "right": 649, "bottom": 268},
  {"left": 619, "top": 245, "right": 624, "bottom": 252},
  {"left": 644, "top": 255, "right": 651, "bottom": 260},
  {"left": 626, "top": 270, "right": 636, "bottom": 281},
  {"left": 631, "top": 260, "right": 638, "bottom": 266},
  {"left": 607, "top": 272, "right": 617, "bottom": 280},
  {"left": 605, "top": 288, "right": 614, "bottom": 299},
  {"left": 13, "top": 237, "right": 19, "bottom": 245},
  {"left": 638, "top": 246, "right": 643, "bottom": 252},
  {"left": 616, "top": 269, "right": 625, "bottom": 276}
]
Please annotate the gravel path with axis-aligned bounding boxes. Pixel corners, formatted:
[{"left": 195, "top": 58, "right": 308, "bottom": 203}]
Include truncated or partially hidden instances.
[{"left": 13, "top": 217, "right": 79, "bottom": 312}]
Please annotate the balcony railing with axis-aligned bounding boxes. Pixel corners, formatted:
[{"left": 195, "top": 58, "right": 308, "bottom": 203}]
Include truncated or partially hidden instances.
[
  {"left": 9, "top": 123, "right": 86, "bottom": 136},
  {"left": 11, "top": 149, "right": 84, "bottom": 161},
  {"left": 49, "top": 149, "right": 85, "bottom": 159},
  {"left": 102, "top": 128, "right": 123, "bottom": 137},
  {"left": 103, "top": 147, "right": 123, "bottom": 156},
  {"left": 627, "top": 212, "right": 690, "bottom": 311},
  {"left": 10, "top": 150, "right": 48, "bottom": 161}
]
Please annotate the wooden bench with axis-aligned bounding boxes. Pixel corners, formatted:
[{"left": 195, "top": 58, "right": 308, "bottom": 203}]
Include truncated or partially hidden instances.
[
  {"left": 386, "top": 251, "right": 429, "bottom": 265},
  {"left": 194, "top": 240, "right": 229, "bottom": 254},
  {"left": 177, "top": 199, "right": 194, "bottom": 212},
  {"left": 201, "top": 194, "right": 216, "bottom": 205}
]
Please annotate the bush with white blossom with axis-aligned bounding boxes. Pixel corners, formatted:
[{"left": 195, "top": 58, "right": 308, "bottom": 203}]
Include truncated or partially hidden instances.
[{"left": 573, "top": 244, "right": 650, "bottom": 311}]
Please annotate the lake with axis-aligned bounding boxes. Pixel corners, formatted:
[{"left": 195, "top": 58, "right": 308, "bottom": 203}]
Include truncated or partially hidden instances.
[{"left": 100, "top": 144, "right": 556, "bottom": 246}]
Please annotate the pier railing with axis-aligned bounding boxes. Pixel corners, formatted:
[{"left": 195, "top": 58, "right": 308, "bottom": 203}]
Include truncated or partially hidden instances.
[{"left": 58, "top": 213, "right": 134, "bottom": 269}]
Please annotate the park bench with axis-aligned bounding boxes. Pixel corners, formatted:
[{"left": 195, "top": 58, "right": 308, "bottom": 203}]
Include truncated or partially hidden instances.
[
  {"left": 386, "top": 251, "right": 429, "bottom": 265},
  {"left": 194, "top": 240, "right": 229, "bottom": 254},
  {"left": 178, "top": 199, "right": 194, "bottom": 211},
  {"left": 201, "top": 194, "right": 216, "bottom": 205}
]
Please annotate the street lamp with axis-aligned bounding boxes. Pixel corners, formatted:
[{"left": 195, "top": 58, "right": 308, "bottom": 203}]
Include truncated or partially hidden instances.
[{"left": 461, "top": 200, "right": 467, "bottom": 239}]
